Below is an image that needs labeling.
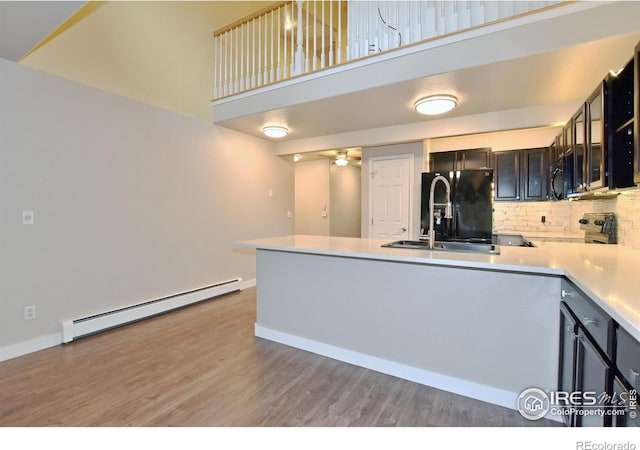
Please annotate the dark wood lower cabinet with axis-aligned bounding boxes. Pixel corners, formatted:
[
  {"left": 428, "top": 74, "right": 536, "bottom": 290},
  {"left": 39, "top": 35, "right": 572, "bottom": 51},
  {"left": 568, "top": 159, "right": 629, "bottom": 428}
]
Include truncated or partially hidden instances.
[
  {"left": 558, "top": 303, "right": 578, "bottom": 426},
  {"left": 574, "top": 328, "right": 613, "bottom": 427},
  {"left": 559, "top": 280, "right": 640, "bottom": 427},
  {"left": 559, "top": 302, "right": 613, "bottom": 427}
]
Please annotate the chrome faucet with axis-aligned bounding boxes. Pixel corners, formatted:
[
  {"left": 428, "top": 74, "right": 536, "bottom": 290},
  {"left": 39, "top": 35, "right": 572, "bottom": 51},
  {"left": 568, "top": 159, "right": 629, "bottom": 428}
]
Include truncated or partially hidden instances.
[{"left": 428, "top": 175, "right": 453, "bottom": 250}]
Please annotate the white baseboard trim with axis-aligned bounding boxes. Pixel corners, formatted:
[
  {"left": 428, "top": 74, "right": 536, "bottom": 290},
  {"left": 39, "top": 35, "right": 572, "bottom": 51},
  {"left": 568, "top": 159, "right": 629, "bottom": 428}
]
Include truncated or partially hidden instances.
[
  {"left": 256, "top": 324, "right": 520, "bottom": 413},
  {"left": 0, "top": 333, "right": 62, "bottom": 363},
  {"left": 239, "top": 278, "right": 256, "bottom": 290}
]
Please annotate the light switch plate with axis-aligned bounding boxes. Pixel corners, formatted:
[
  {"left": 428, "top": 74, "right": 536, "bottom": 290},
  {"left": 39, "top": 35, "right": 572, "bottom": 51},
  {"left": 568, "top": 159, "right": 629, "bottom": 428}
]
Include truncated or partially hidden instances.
[{"left": 22, "top": 210, "right": 34, "bottom": 225}]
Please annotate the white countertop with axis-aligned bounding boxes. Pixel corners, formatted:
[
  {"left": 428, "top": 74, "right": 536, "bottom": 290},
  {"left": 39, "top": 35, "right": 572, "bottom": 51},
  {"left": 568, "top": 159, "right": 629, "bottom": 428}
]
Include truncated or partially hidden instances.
[{"left": 237, "top": 235, "right": 640, "bottom": 341}]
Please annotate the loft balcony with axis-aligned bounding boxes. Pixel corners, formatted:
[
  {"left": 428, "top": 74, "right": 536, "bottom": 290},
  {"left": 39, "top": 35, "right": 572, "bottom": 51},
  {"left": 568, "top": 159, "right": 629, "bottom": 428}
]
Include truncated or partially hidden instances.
[{"left": 211, "top": 1, "right": 640, "bottom": 149}]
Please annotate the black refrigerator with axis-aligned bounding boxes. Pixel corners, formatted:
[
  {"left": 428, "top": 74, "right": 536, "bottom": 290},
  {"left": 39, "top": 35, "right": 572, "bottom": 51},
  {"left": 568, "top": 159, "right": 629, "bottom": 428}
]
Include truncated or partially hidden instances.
[{"left": 420, "top": 169, "right": 494, "bottom": 243}]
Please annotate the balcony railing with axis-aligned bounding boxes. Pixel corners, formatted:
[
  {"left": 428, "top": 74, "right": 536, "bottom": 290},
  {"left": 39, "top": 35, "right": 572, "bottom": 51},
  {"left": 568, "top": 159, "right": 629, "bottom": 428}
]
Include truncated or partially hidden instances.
[{"left": 213, "top": 1, "right": 561, "bottom": 100}]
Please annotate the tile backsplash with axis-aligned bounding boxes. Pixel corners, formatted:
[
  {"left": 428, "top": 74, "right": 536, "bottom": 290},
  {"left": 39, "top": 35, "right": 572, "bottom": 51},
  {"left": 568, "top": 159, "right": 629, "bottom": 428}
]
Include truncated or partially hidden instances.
[{"left": 493, "top": 189, "right": 640, "bottom": 250}]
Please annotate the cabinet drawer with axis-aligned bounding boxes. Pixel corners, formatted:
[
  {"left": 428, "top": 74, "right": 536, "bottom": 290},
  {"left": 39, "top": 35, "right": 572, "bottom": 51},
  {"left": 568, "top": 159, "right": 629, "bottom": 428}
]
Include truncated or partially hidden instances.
[
  {"left": 616, "top": 328, "right": 640, "bottom": 390},
  {"left": 561, "top": 280, "right": 613, "bottom": 356}
]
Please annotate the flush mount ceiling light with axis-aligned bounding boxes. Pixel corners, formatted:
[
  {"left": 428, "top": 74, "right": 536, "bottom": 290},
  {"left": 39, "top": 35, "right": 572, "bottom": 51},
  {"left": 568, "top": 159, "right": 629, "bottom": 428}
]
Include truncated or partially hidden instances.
[
  {"left": 263, "top": 126, "right": 288, "bottom": 138},
  {"left": 414, "top": 95, "right": 458, "bottom": 115}
]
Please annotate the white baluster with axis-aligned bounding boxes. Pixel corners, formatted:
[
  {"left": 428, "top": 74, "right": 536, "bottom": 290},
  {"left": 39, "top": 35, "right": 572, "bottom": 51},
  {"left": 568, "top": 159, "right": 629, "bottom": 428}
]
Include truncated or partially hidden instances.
[
  {"left": 411, "top": 1, "right": 420, "bottom": 43},
  {"left": 337, "top": 0, "right": 342, "bottom": 64},
  {"left": 484, "top": 1, "right": 499, "bottom": 22},
  {"left": 305, "top": 0, "right": 309, "bottom": 72},
  {"left": 270, "top": 9, "right": 275, "bottom": 83},
  {"left": 246, "top": 22, "right": 250, "bottom": 89},
  {"left": 328, "top": 0, "right": 333, "bottom": 66},
  {"left": 458, "top": 0, "right": 471, "bottom": 30},
  {"left": 234, "top": 27, "right": 239, "bottom": 94},
  {"left": 257, "top": 15, "right": 262, "bottom": 86},
  {"left": 313, "top": 0, "right": 317, "bottom": 70},
  {"left": 470, "top": 1, "right": 484, "bottom": 27},
  {"left": 290, "top": 1, "right": 295, "bottom": 77},
  {"left": 321, "top": 0, "right": 325, "bottom": 68},
  {"left": 224, "top": 32, "right": 229, "bottom": 96},
  {"left": 252, "top": 18, "right": 256, "bottom": 88},
  {"left": 294, "top": 0, "right": 303, "bottom": 75},
  {"left": 239, "top": 23, "right": 244, "bottom": 91},
  {"left": 277, "top": 7, "right": 281, "bottom": 81},
  {"left": 284, "top": 4, "right": 288, "bottom": 79}
]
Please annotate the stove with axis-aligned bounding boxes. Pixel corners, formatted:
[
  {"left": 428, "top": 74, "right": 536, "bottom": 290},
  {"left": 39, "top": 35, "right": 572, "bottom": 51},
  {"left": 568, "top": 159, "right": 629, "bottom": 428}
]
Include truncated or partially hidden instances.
[{"left": 579, "top": 212, "right": 616, "bottom": 244}]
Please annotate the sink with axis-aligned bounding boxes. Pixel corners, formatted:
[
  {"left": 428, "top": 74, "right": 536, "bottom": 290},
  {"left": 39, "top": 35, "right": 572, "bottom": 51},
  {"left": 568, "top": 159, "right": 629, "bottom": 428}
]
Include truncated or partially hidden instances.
[
  {"left": 492, "top": 233, "right": 535, "bottom": 247},
  {"left": 382, "top": 240, "right": 500, "bottom": 255}
]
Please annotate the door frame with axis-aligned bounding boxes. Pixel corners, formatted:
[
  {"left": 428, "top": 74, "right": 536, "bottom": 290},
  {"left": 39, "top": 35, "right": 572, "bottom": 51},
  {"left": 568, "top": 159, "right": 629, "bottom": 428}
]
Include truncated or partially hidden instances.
[{"left": 367, "top": 154, "right": 415, "bottom": 239}]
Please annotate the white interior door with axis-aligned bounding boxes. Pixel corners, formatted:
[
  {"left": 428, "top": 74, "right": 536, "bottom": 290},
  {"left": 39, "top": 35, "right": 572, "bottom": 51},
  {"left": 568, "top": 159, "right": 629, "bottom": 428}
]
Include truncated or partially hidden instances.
[{"left": 370, "top": 156, "right": 412, "bottom": 239}]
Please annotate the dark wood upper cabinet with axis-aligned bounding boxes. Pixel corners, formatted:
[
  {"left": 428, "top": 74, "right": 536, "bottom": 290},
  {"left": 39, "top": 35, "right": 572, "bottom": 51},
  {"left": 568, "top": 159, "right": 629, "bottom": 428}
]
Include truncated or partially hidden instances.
[
  {"left": 429, "top": 148, "right": 491, "bottom": 172},
  {"left": 523, "top": 148, "right": 548, "bottom": 201},
  {"left": 494, "top": 150, "right": 520, "bottom": 201},
  {"left": 430, "top": 151, "right": 456, "bottom": 172},
  {"left": 634, "top": 42, "right": 640, "bottom": 184},
  {"left": 494, "top": 148, "right": 548, "bottom": 202},
  {"left": 573, "top": 106, "right": 587, "bottom": 193},
  {"left": 587, "top": 83, "right": 606, "bottom": 190},
  {"left": 606, "top": 57, "right": 635, "bottom": 189}
]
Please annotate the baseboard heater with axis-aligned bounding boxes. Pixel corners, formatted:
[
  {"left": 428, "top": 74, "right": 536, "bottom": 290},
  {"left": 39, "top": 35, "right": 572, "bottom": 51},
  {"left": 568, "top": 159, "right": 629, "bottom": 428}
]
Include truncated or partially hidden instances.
[{"left": 61, "top": 278, "right": 242, "bottom": 343}]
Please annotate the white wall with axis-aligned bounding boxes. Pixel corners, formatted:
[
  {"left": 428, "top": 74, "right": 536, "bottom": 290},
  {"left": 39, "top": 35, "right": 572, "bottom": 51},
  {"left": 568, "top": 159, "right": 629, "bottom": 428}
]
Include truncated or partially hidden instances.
[
  {"left": 330, "top": 164, "right": 361, "bottom": 238},
  {"left": 0, "top": 58, "right": 294, "bottom": 358},
  {"left": 294, "top": 159, "right": 330, "bottom": 236}
]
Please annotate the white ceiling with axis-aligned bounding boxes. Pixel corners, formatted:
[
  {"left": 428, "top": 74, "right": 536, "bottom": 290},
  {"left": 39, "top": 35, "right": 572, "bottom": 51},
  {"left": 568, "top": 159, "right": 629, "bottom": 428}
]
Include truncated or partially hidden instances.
[{"left": 0, "top": 1, "right": 85, "bottom": 61}]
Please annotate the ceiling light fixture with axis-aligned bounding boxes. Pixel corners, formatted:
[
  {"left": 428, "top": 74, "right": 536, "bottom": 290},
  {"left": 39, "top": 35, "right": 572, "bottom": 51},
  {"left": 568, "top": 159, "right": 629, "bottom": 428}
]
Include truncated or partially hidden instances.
[
  {"left": 293, "top": 153, "right": 301, "bottom": 162},
  {"left": 335, "top": 153, "right": 349, "bottom": 167},
  {"left": 263, "top": 126, "right": 288, "bottom": 138},
  {"left": 414, "top": 95, "right": 458, "bottom": 115}
]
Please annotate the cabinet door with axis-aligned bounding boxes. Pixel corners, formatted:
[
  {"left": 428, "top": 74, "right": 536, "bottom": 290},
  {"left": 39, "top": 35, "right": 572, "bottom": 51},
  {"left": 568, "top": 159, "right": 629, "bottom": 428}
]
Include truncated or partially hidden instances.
[
  {"left": 575, "top": 328, "right": 613, "bottom": 427},
  {"left": 635, "top": 42, "right": 640, "bottom": 184},
  {"left": 612, "top": 376, "right": 640, "bottom": 427},
  {"left": 573, "top": 107, "right": 587, "bottom": 192},
  {"left": 564, "top": 122, "right": 575, "bottom": 197},
  {"left": 493, "top": 151, "right": 520, "bottom": 201},
  {"left": 587, "top": 84, "right": 605, "bottom": 189},
  {"left": 559, "top": 303, "right": 578, "bottom": 427},
  {"left": 522, "top": 148, "right": 548, "bottom": 201},
  {"left": 460, "top": 148, "right": 491, "bottom": 169},
  {"left": 430, "top": 152, "right": 456, "bottom": 172}
]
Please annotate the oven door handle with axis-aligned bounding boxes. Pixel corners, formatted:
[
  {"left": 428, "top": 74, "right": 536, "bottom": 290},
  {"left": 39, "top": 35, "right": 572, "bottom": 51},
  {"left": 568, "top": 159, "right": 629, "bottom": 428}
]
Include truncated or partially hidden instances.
[{"left": 551, "top": 167, "right": 563, "bottom": 200}]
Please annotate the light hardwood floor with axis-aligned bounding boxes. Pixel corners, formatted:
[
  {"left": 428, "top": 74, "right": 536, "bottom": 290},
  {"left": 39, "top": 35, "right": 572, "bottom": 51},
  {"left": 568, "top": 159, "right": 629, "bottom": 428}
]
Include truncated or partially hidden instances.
[{"left": 0, "top": 288, "right": 560, "bottom": 426}]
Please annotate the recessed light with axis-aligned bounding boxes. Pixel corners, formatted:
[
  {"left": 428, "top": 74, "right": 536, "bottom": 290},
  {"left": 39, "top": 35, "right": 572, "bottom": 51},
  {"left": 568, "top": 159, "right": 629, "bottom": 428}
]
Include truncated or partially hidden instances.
[
  {"left": 263, "top": 126, "right": 288, "bottom": 138},
  {"left": 414, "top": 95, "right": 458, "bottom": 115}
]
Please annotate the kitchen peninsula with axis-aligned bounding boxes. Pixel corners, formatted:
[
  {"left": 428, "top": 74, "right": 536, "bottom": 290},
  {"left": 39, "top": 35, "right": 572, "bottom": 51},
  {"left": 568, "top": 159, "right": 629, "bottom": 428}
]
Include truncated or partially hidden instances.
[{"left": 236, "top": 235, "right": 640, "bottom": 414}]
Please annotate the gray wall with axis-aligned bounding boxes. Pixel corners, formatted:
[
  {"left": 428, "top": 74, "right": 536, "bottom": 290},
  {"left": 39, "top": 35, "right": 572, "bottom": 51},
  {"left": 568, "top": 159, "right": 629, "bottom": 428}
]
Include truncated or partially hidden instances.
[
  {"left": 294, "top": 159, "right": 331, "bottom": 236},
  {"left": 0, "top": 57, "right": 294, "bottom": 352},
  {"left": 330, "top": 164, "right": 361, "bottom": 238}
]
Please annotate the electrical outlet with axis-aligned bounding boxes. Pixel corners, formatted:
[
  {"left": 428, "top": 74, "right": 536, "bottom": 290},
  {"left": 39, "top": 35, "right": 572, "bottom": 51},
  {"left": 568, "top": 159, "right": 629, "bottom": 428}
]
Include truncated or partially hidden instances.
[
  {"left": 541, "top": 215, "right": 546, "bottom": 223},
  {"left": 24, "top": 305, "right": 36, "bottom": 321}
]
